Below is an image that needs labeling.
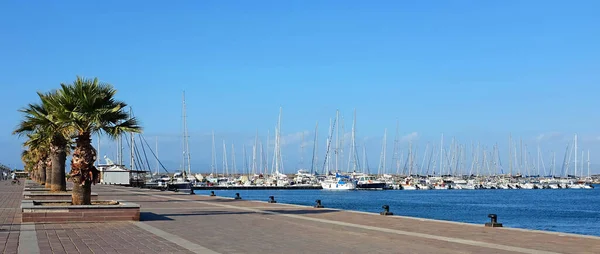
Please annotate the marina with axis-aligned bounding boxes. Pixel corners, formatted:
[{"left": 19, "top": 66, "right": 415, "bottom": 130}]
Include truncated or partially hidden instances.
[
  {"left": 3, "top": 180, "right": 600, "bottom": 253},
  {"left": 4, "top": 1, "right": 600, "bottom": 253},
  {"left": 99, "top": 104, "right": 598, "bottom": 193}
]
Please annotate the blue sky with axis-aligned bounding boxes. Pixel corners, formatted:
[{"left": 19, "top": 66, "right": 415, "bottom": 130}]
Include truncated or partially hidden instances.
[{"left": 1, "top": 1, "right": 599, "bottom": 174}]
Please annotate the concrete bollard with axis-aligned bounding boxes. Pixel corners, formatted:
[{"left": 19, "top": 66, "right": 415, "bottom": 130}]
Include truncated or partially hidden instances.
[
  {"left": 380, "top": 205, "right": 393, "bottom": 216},
  {"left": 268, "top": 196, "right": 277, "bottom": 203},
  {"left": 314, "top": 199, "right": 324, "bottom": 208},
  {"left": 234, "top": 193, "right": 242, "bottom": 200},
  {"left": 210, "top": 191, "right": 216, "bottom": 196},
  {"left": 485, "top": 214, "right": 503, "bottom": 227}
]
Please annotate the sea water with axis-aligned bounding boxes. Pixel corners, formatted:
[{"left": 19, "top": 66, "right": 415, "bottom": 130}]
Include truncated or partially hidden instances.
[{"left": 194, "top": 185, "right": 600, "bottom": 237}]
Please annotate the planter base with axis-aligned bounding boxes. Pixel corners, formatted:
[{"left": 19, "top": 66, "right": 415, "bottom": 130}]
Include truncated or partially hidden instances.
[
  {"left": 22, "top": 200, "right": 140, "bottom": 222},
  {"left": 24, "top": 188, "right": 73, "bottom": 192},
  {"left": 23, "top": 191, "right": 98, "bottom": 200}
]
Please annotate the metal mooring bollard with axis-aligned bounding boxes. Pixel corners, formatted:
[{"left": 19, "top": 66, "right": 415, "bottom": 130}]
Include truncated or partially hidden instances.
[
  {"left": 485, "top": 214, "right": 503, "bottom": 227},
  {"left": 268, "top": 196, "right": 277, "bottom": 203},
  {"left": 234, "top": 193, "right": 242, "bottom": 200},
  {"left": 210, "top": 191, "right": 216, "bottom": 196},
  {"left": 314, "top": 199, "right": 324, "bottom": 208},
  {"left": 380, "top": 205, "right": 393, "bottom": 216}
]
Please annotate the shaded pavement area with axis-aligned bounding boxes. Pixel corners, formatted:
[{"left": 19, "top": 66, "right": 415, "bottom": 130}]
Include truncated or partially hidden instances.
[{"left": 2, "top": 180, "right": 600, "bottom": 253}]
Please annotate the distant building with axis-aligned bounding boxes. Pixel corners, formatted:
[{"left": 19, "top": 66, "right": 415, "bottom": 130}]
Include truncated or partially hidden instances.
[{"left": 97, "top": 157, "right": 147, "bottom": 186}]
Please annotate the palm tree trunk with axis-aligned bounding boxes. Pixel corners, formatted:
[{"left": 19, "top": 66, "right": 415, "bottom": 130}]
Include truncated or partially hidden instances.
[
  {"left": 50, "top": 144, "right": 67, "bottom": 192},
  {"left": 72, "top": 180, "right": 91, "bottom": 205},
  {"left": 45, "top": 158, "right": 52, "bottom": 189},
  {"left": 39, "top": 163, "right": 46, "bottom": 185},
  {"left": 71, "top": 132, "right": 98, "bottom": 205}
]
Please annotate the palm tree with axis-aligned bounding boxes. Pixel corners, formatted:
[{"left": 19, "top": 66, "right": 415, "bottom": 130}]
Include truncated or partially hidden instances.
[
  {"left": 21, "top": 149, "right": 38, "bottom": 182},
  {"left": 22, "top": 133, "right": 50, "bottom": 186},
  {"left": 51, "top": 76, "right": 141, "bottom": 205},
  {"left": 14, "top": 92, "right": 72, "bottom": 191}
]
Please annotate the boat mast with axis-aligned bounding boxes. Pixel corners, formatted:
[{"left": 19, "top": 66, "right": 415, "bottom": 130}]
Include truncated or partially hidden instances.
[
  {"left": 378, "top": 128, "right": 387, "bottom": 176},
  {"left": 130, "top": 107, "right": 134, "bottom": 170},
  {"left": 274, "top": 107, "right": 282, "bottom": 175},
  {"left": 391, "top": 119, "right": 400, "bottom": 174},
  {"left": 211, "top": 131, "right": 216, "bottom": 175},
  {"left": 155, "top": 137, "right": 159, "bottom": 175},
  {"left": 222, "top": 140, "right": 228, "bottom": 177},
  {"left": 574, "top": 134, "right": 578, "bottom": 177},
  {"left": 299, "top": 131, "right": 305, "bottom": 169},
  {"left": 438, "top": 133, "right": 443, "bottom": 176},
  {"left": 335, "top": 109, "right": 339, "bottom": 172},
  {"left": 260, "top": 141, "right": 266, "bottom": 175},
  {"left": 252, "top": 130, "right": 257, "bottom": 175},
  {"left": 231, "top": 144, "right": 237, "bottom": 176},
  {"left": 351, "top": 109, "right": 358, "bottom": 172},
  {"left": 266, "top": 130, "right": 270, "bottom": 174},
  {"left": 242, "top": 145, "right": 247, "bottom": 176},
  {"left": 310, "top": 122, "right": 318, "bottom": 175},
  {"left": 182, "top": 91, "right": 191, "bottom": 176},
  {"left": 552, "top": 151, "right": 555, "bottom": 176},
  {"left": 97, "top": 133, "right": 100, "bottom": 167},
  {"left": 587, "top": 150, "right": 590, "bottom": 177},
  {"left": 508, "top": 134, "right": 512, "bottom": 176},
  {"left": 580, "top": 150, "right": 584, "bottom": 178}
]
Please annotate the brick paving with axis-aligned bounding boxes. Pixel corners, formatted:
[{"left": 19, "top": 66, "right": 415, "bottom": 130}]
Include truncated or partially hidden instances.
[
  {"left": 0, "top": 179, "right": 23, "bottom": 254},
  {"left": 35, "top": 222, "right": 191, "bottom": 254},
  {"left": 94, "top": 185, "right": 600, "bottom": 254},
  {"left": 3, "top": 180, "right": 600, "bottom": 253}
]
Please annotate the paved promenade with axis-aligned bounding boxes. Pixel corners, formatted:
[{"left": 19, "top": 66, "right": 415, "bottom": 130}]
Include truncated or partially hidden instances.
[{"left": 2, "top": 180, "right": 600, "bottom": 254}]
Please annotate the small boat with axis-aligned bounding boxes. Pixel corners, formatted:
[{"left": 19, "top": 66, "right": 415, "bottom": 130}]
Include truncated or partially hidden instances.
[
  {"left": 356, "top": 176, "right": 386, "bottom": 190},
  {"left": 321, "top": 173, "right": 356, "bottom": 190}
]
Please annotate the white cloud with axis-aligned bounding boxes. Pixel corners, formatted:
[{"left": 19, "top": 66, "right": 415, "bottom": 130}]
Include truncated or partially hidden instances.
[
  {"left": 280, "top": 131, "right": 310, "bottom": 146},
  {"left": 401, "top": 132, "right": 419, "bottom": 142},
  {"left": 536, "top": 132, "right": 563, "bottom": 142}
]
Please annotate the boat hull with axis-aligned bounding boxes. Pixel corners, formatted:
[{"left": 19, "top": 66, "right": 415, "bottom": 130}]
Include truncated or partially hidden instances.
[
  {"left": 321, "top": 182, "right": 356, "bottom": 190},
  {"left": 356, "top": 182, "right": 386, "bottom": 189}
]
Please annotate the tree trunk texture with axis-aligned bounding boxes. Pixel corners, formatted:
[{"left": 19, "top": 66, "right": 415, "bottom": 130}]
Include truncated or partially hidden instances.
[
  {"left": 71, "top": 179, "right": 91, "bottom": 205},
  {"left": 71, "top": 132, "right": 98, "bottom": 205},
  {"left": 39, "top": 162, "right": 46, "bottom": 185},
  {"left": 45, "top": 156, "right": 52, "bottom": 189},
  {"left": 50, "top": 146, "right": 67, "bottom": 192}
]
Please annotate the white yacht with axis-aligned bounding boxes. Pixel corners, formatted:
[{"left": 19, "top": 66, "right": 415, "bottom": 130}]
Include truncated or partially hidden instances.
[{"left": 321, "top": 174, "right": 357, "bottom": 190}]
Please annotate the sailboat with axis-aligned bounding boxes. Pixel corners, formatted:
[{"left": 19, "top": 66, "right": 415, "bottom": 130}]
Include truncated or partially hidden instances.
[
  {"left": 321, "top": 110, "right": 356, "bottom": 190},
  {"left": 167, "top": 91, "right": 193, "bottom": 192},
  {"left": 269, "top": 107, "right": 290, "bottom": 186}
]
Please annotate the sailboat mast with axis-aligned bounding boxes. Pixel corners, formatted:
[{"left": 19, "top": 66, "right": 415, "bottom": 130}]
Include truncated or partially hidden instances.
[
  {"left": 211, "top": 131, "right": 216, "bottom": 175},
  {"left": 439, "top": 133, "right": 443, "bottom": 176},
  {"left": 310, "top": 122, "right": 318, "bottom": 175},
  {"left": 587, "top": 150, "right": 590, "bottom": 177},
  {"left": 508, "top": 134, "right": 512, "bottom": 175},
  {"left": 231, "top": 144, "right": 236, "bottom": 176},
  {"left": 300, "top": 131, "right": 305, "bottom": 169},
  {"left": 130, "top": 108, "right": 134, "bottom": 170},
  {"left": 182, "top": 91, "right": 191, "bottom": 175},
  {"left": 351, "top": 109, "right": 357, "bottom": 172},
  {"left": 155, "top": 137, "right": 159, "bottom": 175},
  {"left": 335, "top": 110, "right": 339, "bottom": 171},
  {"left": 97, "top": 133, "right": 100, "bottom": 167},
  {"left": 120, "top": 134, "right": 124, "bottom": 165},
  {"left": 574, "top": 134, "right": 578, "bottom": 177},
  {"left": 222, "top": 140, "right": 228, "bottom": 177},
  {"left": 274, "top": 107, "right": 282, "bottom": 175}
]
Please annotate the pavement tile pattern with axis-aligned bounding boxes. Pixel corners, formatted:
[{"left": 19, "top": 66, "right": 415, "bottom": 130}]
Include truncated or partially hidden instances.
[
  {"left": 35, "top": 222, "right": 192, "bottom": 254},
  {"left": 0, "top": 180, "right": 23, "bottom": 254},
  {"left": 2, "top": 179, "right": 600, "bottom": 254}
]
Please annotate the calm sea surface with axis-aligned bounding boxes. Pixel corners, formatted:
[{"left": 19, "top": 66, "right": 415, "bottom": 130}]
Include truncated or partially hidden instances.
[{"left": 194, "top": 185, "right": 600, "bottom": 237}]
